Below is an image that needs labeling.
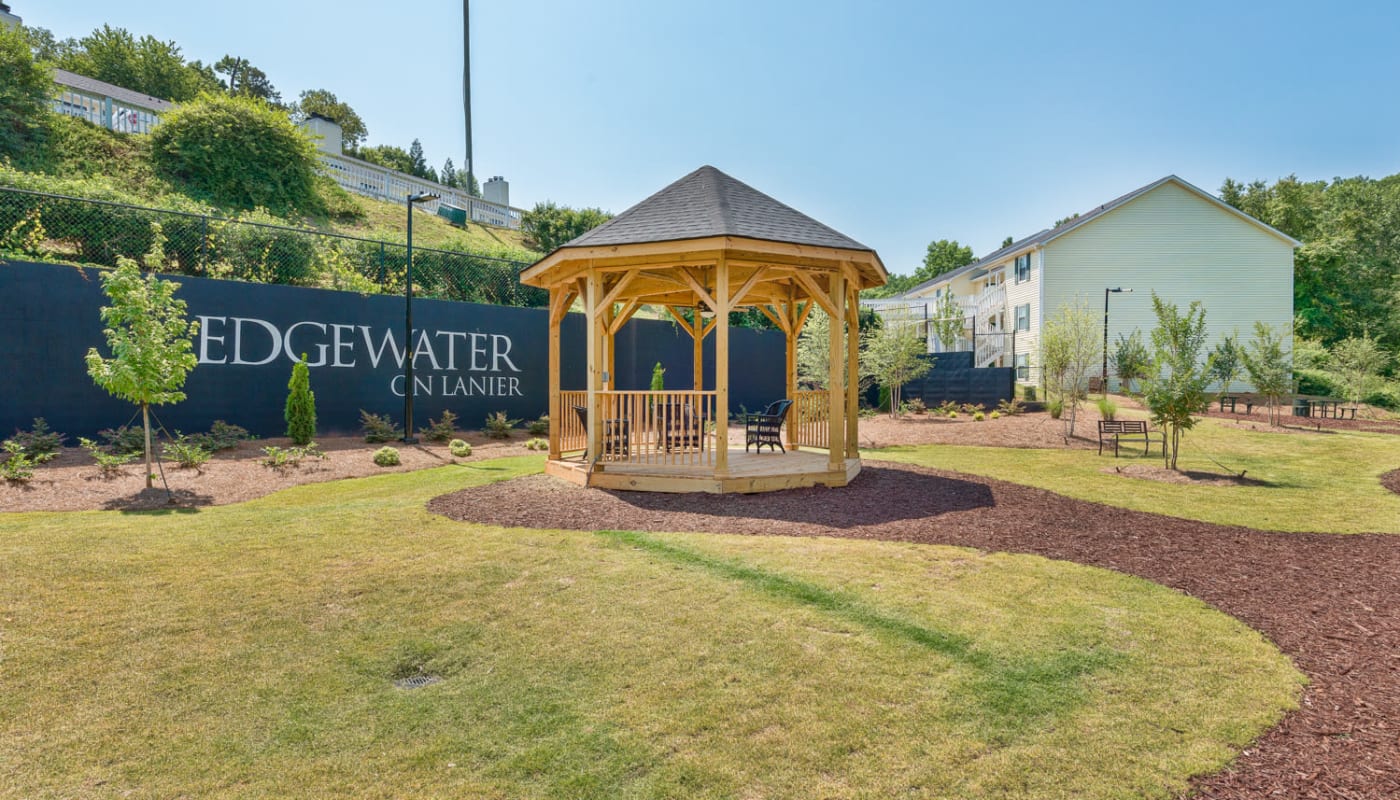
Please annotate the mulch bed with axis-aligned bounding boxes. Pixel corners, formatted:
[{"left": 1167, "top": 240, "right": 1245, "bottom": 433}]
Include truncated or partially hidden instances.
[
  {"left": 1383, "top": 469, "right": 1400, "bottom": 497},
  {"left": 429, "top": 463, "right": 1400, "bottom": 800}
]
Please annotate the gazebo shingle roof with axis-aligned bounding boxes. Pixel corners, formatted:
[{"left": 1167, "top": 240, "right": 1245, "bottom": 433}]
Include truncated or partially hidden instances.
[{"left": 561, "top": 166, "right": 873, "bottom": 252}]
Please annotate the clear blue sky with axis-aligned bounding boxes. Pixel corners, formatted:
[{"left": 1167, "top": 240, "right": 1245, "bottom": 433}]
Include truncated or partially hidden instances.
[{"left": 23, "top": 0, "right": 1400, "bottom": 272}]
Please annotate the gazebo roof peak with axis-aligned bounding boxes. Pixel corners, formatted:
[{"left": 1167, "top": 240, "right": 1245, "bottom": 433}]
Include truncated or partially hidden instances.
[{"left": 561, "top": 165, "right": 873, "bottom": 253}]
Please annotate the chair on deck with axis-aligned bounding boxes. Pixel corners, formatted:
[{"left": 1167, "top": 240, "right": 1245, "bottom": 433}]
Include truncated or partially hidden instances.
[
  {"left": 659, "top": 401, "right": 703, "bottom": 452},
  {"left": 744, "top": 399, "right": 793, "bottom": 453},
  {"left": 572, "top": 405, "right": 630, "bottom": 457}
]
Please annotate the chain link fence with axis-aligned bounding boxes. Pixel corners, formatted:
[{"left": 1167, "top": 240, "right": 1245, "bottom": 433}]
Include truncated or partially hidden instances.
[{"left": 0, "top": 186, "right": 546, "bottom": 308}]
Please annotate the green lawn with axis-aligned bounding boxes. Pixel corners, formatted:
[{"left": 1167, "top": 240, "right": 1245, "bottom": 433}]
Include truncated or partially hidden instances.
[
  {"left": 1, "top": 456, "right": 1302, "bottom": 798},
  {"left": 874, "top": 415, "right": 1400, "bottom": 534}
]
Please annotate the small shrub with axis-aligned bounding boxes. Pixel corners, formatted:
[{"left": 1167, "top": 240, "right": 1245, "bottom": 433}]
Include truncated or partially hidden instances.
[
  {"left": 527, "top": 415, "right": 549, "bottom": 436},
  {"left": 79, "top": 437, "right": 136, "bottom": 476},
  {"left": 261, "top": 443, "right": 325, "bottom": 469},
  {"left": 1097, "top": 397, "right": 1119, "bottom": 421},
  {"left": 185, "top": 420, "right": 249, "bottom": 452},
  {"left": 906, "top": 398, "right": 927, "bottom": 415},
  {"left": 484, "top": 411, "right": 521, "bottom": 439},
  {"left": 99, "top": 425, "right": 147, "bottom": 455},
  {"left": 360, "top": 410, "right": 402, "bottom": 443},
  {"left": 877, "top": 385, "right": 891, "bottom": 413},
  {"left": 419, "top": 410, "right": 459, "bottom": 443},
  {"left": 948, "top": 410, "right": 958, "bottom": 419},
  {"left": 448, "top": 439, "right": 472, "bottom": 458},
  {"left": 973, "top": 411, "right": 986, "bottom": 421},
  {"left": 937, "top": 400, "right": 959, "bottom": 417},
  {"left": 5, "top": 418, "right": 65, "bottom": 463},
  {"left": 523, "top": 437, "right": 548, "bottom": 451},
  {"left": 285, "top": 354, "right": 317, "bottom": 446},
  {"left": 1021, "top": 385, "right": 1038, "bottom": 402},
  {"left": 996, "top": 398, "right": 1024, "bottom": 416},
  {"left": 990, "top": 410, "right": 1001, "bottom": 419},
  {"left": 163, "top": 436, "right": 211, "bottom": 470},
  {"left": 372, "top": 446, "right": 401, "bottom": 467},
  {"left": 960, "top": 403, "right": 985, "bottom": 415},
  {"left": 1048, "top": 398, "right": 1064, "bottom": 419},
  {"left": 1, "top": 441, "right": 34, "bottom": 482}
]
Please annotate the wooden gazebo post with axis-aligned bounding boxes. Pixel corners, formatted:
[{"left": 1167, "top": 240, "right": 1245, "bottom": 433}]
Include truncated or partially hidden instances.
[
  {"left": 827, "top": 271, "right": 846, "bottom": 473},
  {"left": 714, "top": 256, "right": 730, "bottom": 476}
]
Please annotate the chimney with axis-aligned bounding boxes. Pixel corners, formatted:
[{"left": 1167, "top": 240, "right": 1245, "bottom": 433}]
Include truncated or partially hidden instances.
[
  {"left": 299, "top": 114, "right": 342, "bottom": 156},
  {"left": 484, "top": 175, "right": 509, "bottom": 206},
  {"left": 0, "top": 2, "right": 22, "bottom": 28}
]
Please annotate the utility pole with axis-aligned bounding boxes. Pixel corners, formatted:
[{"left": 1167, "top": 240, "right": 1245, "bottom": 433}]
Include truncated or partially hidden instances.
[{"left": 463, "top": 0, "right": 474, "bottom": 196}]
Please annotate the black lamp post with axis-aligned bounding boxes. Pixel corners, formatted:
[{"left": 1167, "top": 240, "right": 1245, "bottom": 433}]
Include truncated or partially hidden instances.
[
  {"left": 1102, "top": 287, "right": 1132, "bottom": 393},
  {"left": 403, "top": 191, "right": 440, "bottom": 443}
]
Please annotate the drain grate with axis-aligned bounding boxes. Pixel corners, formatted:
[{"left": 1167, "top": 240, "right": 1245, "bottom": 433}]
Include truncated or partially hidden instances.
[{"left": 393, "top": 674, "right": 442, "bottom": 690}]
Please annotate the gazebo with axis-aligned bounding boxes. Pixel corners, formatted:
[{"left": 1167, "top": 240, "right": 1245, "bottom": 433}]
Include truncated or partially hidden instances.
[{"left": 521, "top": 166, "right": 887, "bottom": 493}]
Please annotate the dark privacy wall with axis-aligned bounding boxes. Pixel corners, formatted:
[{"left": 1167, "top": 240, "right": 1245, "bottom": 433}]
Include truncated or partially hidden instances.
[
  {"left": 0, "top": 261, "right": 785, "bottom": 438},
  {"left": 899, "top": 352, "right": 1014, "bottom": 408}
]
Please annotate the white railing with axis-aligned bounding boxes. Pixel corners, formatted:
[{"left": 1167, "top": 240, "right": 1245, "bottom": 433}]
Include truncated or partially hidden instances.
[
  {"left": 975, "top": 333, "right": 1009, "bottom": 368},
  {"left": 317, "top": 152, "right": 524, "bottom": 229},
  {"left": 52, "top": 90, "right": 161, "bottom": 135},
  {"left": 974, "top": 283, "right": 1006, "bottom": 324}
]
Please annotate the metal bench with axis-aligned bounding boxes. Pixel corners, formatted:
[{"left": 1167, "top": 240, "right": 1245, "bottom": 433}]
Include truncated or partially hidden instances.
[{"left": 1097, "top": 419, "right": 1165, "bottom": 457}]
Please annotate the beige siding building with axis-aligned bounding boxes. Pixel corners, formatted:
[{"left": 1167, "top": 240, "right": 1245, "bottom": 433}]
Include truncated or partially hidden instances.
[{"left": 885, "top": 175, "right": 1299, "bottom": 390}]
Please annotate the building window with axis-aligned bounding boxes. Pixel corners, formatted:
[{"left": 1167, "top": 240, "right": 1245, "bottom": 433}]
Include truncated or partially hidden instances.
[
  {"left": 1015, "top": 353, "right": 1030, "bottom": 381},
  {"left": 1015, "top": 303, "right": 1031, "bottom": 332},
  {"left": 1015, "top": 253, "right": 1031, "bottom": 283}
]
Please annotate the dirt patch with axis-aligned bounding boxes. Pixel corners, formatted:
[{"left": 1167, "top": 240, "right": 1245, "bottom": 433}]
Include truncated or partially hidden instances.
[
  {"left": 1383, "top": 469, "right": 1400, "bottom": 496},
  {"left": 857, "top": 409, "right": 1105, "bottom": 450},
  {"left": 430, "top": 464, "right": 1400, "bottom": 800},
  {"left": 1101, "top": 463, "right": 1271, "bottom": 487},
  {"left": 0, "top": 433, "right": 525, "bottom": 512}
]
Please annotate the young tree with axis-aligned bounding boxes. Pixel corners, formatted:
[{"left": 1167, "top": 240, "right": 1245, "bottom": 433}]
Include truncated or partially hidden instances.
[
  {"left": 85, "top": 260, "right": 199, "bottom": 488},
  {"left": 1240, "top": 322, "right": 1293, "bottom": 426},
  {"left": 1329, "top": 335, "right": 1389, "bottom": 407},
  {"left": 0, "top": 22, "right": 52, "bottom": 161},
  {"left": 1141, "top": 294, "right": 1214, "bottom": 469},
  {"left": 440, "top": 158, "right": 458, "bottom": 188},
  {"left": 285, "top": 354, "right": 317, "bottom": 445},
  {"left": 863, "top": 320, "right": 932, "bottom": 417},
  {"left": 1209, "top": 331, "right": 1243, "bottom": 397},
  {"left": 293, "top": 89, "right": 368, "bottom": 149},
  {"left": 929, "top": 291, "right": 966, "bottom": 350},
  {"left": 1039, "top": 298, "right": 1101, "bottom": 438},
  {"left": 1111, "top": 330, "right": 1150, "bottom": 394}
]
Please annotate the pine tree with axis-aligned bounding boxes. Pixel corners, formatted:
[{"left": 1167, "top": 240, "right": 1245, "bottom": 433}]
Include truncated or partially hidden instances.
[
  {"left": 285, "top": 353, "right": 317, "bottom": 445},
  {"left": 408, "top": 138, "right": 428, "bottom": 179}
]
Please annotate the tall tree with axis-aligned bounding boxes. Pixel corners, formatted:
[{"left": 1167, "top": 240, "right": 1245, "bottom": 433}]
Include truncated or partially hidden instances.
[
  {"left": 59, "top": 25, "right": 219, "bottom": 102},
  {"left": 407, "top": 139, "right": 429, "bottom": 179},
  {"left": 292, "top": 89, "right": 368, "bottom": 149},
  {"left": 440, "top": 158, "right": 458, "bottom": 188},
  {"left": 357, "top": 144, "right": 413, "bottom": 174},
  {"left": 1001, "top": 235, "right": 1014, "bottom": 248},
  {"left": 520, "top": 201, "right": 613, "bottom": 253},
  {"left": 1142, "top": 294, "right": 1214, "bottom": 468},
  {"left": 863, "top": 321, "right": 932, "bottom": 417},
  {"left": 0, "top": 22, "right": 52, "bottom": 161},
  {"left": 917, "top": 239, "right": 976, "bottom": 283},
  {"left": 213, "top": 55, "right": 281, "bottom": 105}
]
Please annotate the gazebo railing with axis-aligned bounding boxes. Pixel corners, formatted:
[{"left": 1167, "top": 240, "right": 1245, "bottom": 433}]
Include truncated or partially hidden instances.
[
  {"left": 559, "top": 390, "right": 588, "bottom": 452},
  {"left": 597, "top": 390, "right": 717, "bottom": 466},
  {"left": 791, "top": 390, "right": 830, "bottom": 450}
]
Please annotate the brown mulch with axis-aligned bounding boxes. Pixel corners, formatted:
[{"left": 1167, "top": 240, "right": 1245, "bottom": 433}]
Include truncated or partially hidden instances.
[
  {"left": 429, "top": 464, "right": 1400, "bottom": 800},
  {"left": 0, "top": 433, "right": 524, "bottom": 512},
  {"left": 1383, "top": 469, "right": 1400, "bottom": 497}
]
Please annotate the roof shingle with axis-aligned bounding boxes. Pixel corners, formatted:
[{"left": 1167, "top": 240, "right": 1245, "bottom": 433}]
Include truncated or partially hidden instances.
[{"left": 562, "top": 166, "right": 872, "bottom": 252}]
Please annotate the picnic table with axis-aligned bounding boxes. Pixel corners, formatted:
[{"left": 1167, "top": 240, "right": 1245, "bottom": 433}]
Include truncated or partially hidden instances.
[{"left": 1218, "top": 393, "right": 1355, "bottom": 419}]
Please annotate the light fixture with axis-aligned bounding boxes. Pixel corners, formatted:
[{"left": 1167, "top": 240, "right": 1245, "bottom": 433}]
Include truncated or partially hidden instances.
[{"left": 402, "top": 192, "right": 442, "bottom": 444}]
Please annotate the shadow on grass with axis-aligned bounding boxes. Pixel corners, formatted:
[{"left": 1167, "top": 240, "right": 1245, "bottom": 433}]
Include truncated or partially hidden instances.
[
  {"left": 601, "top": 466, "right": 996, "bottom": 529},
  {"left": 600, "top": 529, "right": 1122, "bottom": 742}
]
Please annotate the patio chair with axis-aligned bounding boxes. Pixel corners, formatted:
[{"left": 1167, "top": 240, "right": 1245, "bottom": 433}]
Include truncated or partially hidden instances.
[
  {"left": 743, "top": 399, "right": 793, "bottom": 453},
  {"left": 572, "top": 405, "right": 630, "bottom": 457},
  {"left": 658, "top": 401, "right": 703, "bottom": 452}
]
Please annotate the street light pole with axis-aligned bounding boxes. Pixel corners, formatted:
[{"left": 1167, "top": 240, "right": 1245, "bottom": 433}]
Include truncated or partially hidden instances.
[
  {"left": 1102, "top": 287, "right": 1132, "bottom": 393},
  {"left": 403, "top": 192, "right": 439, "bottom": 444}
]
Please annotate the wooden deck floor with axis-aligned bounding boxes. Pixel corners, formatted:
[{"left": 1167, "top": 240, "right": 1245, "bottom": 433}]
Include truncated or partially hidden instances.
[{"left": 545, "top": 449, "right": 861, "bottom": 494}]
